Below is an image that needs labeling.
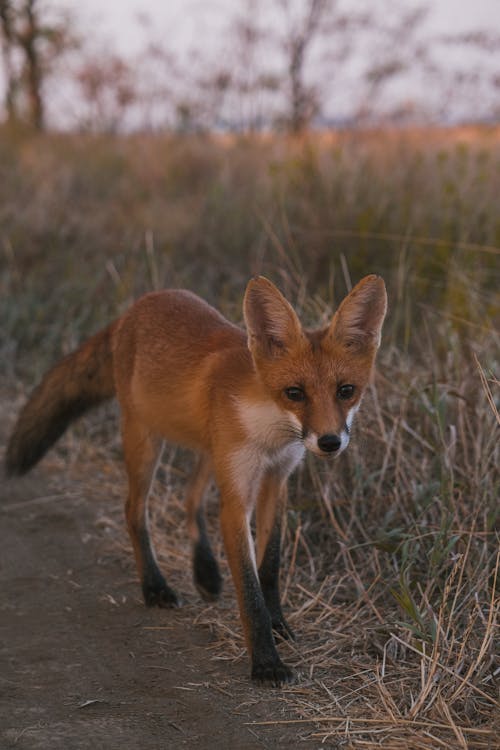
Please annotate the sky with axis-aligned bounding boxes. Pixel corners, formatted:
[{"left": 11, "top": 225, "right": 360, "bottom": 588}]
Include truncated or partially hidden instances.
[
  {"left": 2, "top": 0, "right": 500, "bottom": 127},
  {"left": 60, "top": 0, "right": 500, "bottom": 55}
]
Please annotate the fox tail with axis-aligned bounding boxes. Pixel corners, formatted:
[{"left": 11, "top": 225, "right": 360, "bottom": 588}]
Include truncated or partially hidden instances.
[{"left": 5, "top": 322, "right": 117, "bottom": 476}]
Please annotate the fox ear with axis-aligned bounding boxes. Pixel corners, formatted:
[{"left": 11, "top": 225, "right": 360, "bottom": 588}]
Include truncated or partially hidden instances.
[
  {"left": 244, "top": 276, "right": 303, "bottom": 357},
  {"left": 327, "top": 275, "right": 387, "bottom": 350}
]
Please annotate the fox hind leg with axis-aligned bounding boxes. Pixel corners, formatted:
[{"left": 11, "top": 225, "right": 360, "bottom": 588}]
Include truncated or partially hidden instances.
[
  {"left": 186, "top": 454, "right": 222, "bottom": 601},
  {"left": 122, "top": 412, "right": 180, "bottom": 608}
]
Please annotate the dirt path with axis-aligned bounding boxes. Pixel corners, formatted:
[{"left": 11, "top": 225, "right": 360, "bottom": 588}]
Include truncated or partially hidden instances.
[{"left": 0, "top": 467, "right": 319, "bottom": 750}]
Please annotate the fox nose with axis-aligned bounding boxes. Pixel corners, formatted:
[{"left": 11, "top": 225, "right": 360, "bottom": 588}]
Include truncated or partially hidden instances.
[{"left": 317, "top": 433, "right": 342, "bottom": 453}]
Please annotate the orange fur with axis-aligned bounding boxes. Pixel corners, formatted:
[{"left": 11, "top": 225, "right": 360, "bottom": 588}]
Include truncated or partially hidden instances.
[{"left": 6, "top": 275, "right": 387, "bottom": 685}]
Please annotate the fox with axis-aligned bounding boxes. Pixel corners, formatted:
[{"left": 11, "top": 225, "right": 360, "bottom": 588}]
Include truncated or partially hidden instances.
[{"left": 5, "top": 274, "right": 387, "bottom": 685}]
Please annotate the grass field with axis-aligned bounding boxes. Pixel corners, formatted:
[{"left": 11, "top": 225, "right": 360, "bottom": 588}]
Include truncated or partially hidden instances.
[{"left": 1, "top": 124, "right": 499, "bottom": 747}]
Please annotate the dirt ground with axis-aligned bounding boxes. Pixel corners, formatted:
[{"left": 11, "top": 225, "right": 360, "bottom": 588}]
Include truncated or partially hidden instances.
[{"left": 0, "top": 464, "right": 322, "bottom": 750}]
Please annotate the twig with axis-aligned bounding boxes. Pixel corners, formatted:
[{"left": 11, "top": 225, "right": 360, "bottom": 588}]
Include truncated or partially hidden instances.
[
  {"left": 1, "top": 493, "right": 83, "bottom": 511},
  {"left": 245, "top": 716, "right": 496, "bottom": 735}
]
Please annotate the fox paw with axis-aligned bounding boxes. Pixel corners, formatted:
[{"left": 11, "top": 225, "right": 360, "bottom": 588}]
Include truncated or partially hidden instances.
[
  {"left": 143, "top": 582, "right": 182, "bottom": 609},
  {"left": 251, "top": 660, "right": 296, "bottom": 687}
]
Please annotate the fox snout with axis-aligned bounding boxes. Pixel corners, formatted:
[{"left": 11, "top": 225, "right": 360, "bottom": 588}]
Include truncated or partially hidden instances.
[
  {"left": 304, "top": 427, "right": 350, "bottom": 457},
  {"left": 317, "top": 433, "right": 342, "bottom": 453}
]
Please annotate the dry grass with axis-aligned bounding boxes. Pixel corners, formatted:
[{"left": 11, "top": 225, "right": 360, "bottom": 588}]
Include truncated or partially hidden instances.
[
  {"left": 1, "top": 125, "right": 499, "bottom": 747},
  {"left": 141, "top": 332, "right": 498, "bottom": 748},
  {"left": 47, "top": 327, "right": 497, "bottom": 747}
]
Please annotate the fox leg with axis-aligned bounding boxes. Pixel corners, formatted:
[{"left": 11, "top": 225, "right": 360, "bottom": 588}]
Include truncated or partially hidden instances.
[
  {"left": 185, "top": 454, "right": 222, "bottom": 601},
  {"left": 215, "top": 469, "right": 294, "bottom": 686},
  {"left": 121, "top": 412, "right": 180, "bottom": 608},
  {"left": 256, "top": 475, "right": 295, "bottom": 641}
]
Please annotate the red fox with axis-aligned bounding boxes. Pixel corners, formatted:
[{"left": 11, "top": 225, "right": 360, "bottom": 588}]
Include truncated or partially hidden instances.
[{"left": 6, "top": 275, "right": 387, "bottom": 685}]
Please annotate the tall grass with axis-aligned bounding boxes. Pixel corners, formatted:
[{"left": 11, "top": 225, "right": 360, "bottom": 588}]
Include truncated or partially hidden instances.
[
  {"left": 1, "top": 127, "right": 498, "bottom": 372},
  {"left": 1, "top": 125, "right": 498, "bottom": 747}
]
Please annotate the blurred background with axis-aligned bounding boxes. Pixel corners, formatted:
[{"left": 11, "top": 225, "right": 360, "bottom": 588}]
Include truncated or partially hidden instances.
[{"left": 0, "top": 0, "right": 499, "bottom": 132}]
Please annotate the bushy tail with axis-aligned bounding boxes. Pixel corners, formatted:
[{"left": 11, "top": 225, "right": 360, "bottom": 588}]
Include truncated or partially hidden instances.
[{"left": 6, "top": 322, "right": 117, "bottom": 476}]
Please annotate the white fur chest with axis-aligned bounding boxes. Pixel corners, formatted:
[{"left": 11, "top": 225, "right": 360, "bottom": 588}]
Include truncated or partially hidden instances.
[{"left": 228, "top": 398, "right": 305, "bottom": 505}]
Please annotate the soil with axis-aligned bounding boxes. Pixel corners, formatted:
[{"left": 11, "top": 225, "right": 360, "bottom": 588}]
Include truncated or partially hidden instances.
[{"left": 0, "top": 466, "right": 320, "bottom": 750}]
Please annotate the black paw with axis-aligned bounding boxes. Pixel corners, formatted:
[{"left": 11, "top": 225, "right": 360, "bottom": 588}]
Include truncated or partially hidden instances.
[
  {"left": 251, "top": 660, "right": 296, "bottom": 687},
  {"left": 193, "top": 541, "right": 222, "bottom": 602},
  {"left": 272, "top": 617, "right": 295, "bottom": 642},
  {"left": 143, "top": 581, "right": 182, "bottom": 608}
]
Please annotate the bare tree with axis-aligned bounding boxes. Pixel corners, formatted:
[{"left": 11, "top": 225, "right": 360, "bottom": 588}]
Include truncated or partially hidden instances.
[
  {"left": 0, "top": 0, "right": 75, "bottom": 129},
  {"left": 20, "top": 0, "right": 43, "bottom": 128},
  {"left": 168, "top": 0, "right": 278, "bottom": 133},
  {"left": 0, "top": 1, "right": 19, "bottom": 123},
  {"left": 226, "top": 0, "right": 376, "bottom": 133},
  {"left": 356, "top": 4, "right": 433, "bottom": 123},
  {"left": 278, "top": 0, "right": 331, "bottom": 133},
  {"left": 177, "top": 0, "right": 338, "bottom": 134},
  {"left": 75, "top": 53, "right": 137, "bottom": 133}
]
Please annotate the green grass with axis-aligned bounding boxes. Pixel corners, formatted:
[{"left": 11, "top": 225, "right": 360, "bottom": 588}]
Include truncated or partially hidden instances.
[{"left": 1, "top": 125, "right": 498, "bottom": 747}]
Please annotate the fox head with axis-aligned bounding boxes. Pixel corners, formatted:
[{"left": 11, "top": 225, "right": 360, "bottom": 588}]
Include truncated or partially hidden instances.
[{"left": 243, "top": 274, "right": 387, "bottom": 458}]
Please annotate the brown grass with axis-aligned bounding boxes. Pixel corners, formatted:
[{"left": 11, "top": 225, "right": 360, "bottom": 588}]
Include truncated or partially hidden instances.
[{"left": 1, "top": 124, "right": 498, "bottom": 748}]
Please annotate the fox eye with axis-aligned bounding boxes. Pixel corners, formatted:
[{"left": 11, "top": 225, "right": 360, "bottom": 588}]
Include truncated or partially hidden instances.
[
  {"left": 337, "top": 384, "right": 355, "bottom": 400},
  {"left": 284, "top": 386, "right": 306, "bottom": 402}
]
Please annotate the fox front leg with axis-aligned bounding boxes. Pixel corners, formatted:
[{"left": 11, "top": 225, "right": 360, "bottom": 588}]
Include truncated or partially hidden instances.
[{"left": 215, "top": 471, "right": 295, "bottom": 686}]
